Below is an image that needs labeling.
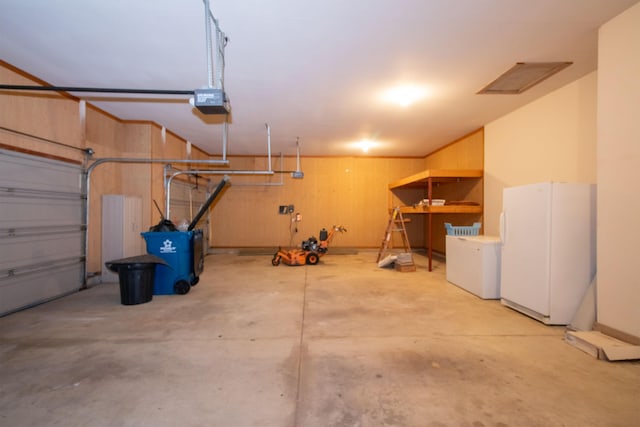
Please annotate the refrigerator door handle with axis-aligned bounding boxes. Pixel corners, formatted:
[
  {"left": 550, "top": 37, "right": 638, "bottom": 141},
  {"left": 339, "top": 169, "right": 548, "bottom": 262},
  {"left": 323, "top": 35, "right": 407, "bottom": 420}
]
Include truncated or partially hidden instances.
[{"left": 499, "top": 211, "right": 506, "bottom": 245}]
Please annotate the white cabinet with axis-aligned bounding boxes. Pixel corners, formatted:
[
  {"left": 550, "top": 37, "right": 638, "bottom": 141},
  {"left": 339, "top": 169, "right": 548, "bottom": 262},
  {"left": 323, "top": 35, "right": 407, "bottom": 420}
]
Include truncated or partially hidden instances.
[
  {"left": 101, "top": 195, "right": 143, "bottom": 282},
  {"left": 446, "top": 235, "right": 501, "bottom": 299}
]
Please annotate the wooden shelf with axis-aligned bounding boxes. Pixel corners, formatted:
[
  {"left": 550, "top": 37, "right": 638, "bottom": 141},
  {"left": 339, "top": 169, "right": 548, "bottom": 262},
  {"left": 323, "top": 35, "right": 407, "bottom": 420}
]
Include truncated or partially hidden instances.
[
  {"left": 389, "top": 169, "right": 483, "bottom": 190},
  {"left": 398, "top": 205, "right": 482, "bottom": 215},
  {"left": 387, "top": 168, "right": 484, "bottom": 271}
]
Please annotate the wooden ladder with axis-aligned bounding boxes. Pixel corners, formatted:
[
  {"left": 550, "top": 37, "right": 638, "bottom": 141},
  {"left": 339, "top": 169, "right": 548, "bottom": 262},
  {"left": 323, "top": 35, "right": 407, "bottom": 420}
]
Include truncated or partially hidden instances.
[{"left": 377, "top": 206, "right": 413, "bottom": 264}]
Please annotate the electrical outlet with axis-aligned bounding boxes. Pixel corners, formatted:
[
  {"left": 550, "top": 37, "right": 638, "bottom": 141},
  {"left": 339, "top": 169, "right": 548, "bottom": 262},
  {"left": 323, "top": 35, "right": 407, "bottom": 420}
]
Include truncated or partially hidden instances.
[{"left": 279, "top": 205, "right": 289, "bottom": 214}]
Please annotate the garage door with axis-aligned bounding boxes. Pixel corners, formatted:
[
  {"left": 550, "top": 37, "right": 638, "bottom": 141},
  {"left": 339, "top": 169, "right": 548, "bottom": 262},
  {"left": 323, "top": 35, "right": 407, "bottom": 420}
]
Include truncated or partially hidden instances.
[
  {"left": 0, "top": 148, "right": 85, "bottom": 316},
  {"left": 170, "top": 178, "right": 210, "bottom": 251}
]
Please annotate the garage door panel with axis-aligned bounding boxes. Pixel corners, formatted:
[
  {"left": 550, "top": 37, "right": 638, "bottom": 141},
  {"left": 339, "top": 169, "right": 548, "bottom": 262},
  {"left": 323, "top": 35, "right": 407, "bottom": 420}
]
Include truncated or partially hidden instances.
[
  {"left": 0, "top": 263, "right": 83, "bottom": 315},
  {"left": 0, "top": 196, "right": 83, "bottom": 228},
  {"left": 0, "top": 152, "right": 81, "bottom": 194},
  {"left": 0, "top": 149, "right": 84, "bottom": 316},
  {"left": 0, "top": 231, "right": 83, "bottom": 270}
]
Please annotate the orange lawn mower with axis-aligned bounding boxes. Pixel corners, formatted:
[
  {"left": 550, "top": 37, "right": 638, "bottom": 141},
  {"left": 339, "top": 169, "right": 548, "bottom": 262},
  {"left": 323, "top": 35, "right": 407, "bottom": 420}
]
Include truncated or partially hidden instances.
[{"left": 272, "top": 225, "right": 347, "bottom": 266}]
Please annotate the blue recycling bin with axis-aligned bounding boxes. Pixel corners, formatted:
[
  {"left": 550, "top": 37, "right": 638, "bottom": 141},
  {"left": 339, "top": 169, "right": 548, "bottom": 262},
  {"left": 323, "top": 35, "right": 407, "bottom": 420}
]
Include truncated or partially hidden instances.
[{"left": 141, "top": 230, "right": 204, "bottom": 295}]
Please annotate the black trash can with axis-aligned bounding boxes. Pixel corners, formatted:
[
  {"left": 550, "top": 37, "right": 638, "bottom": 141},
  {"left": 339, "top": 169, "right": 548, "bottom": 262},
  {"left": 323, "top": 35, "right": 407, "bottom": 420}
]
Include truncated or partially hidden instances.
[{"left": 105, "top": 255, "right": 168, "bottom": 305}]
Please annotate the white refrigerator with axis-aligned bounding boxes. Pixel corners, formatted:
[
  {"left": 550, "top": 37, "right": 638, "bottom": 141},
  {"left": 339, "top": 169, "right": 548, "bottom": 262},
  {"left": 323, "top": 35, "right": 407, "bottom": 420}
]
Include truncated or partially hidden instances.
[{"left": 500, "top": 182, "right": 596, "bottom": 325}]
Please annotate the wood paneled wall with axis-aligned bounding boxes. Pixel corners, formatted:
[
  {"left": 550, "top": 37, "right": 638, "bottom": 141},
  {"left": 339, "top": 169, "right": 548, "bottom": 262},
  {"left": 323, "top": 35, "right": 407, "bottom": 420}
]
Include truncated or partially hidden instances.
[
  {"left": 209, "top": 156, "right": 425, "bottom": 248},
  {"left": 422, "top": 128, "right": 484, "bottom": 253},
  {"left": 0, "top": 62, "right": 84, "bottom": 162},
  {"left": 423, "top": 128, "right": 484, "bottom": 170}
]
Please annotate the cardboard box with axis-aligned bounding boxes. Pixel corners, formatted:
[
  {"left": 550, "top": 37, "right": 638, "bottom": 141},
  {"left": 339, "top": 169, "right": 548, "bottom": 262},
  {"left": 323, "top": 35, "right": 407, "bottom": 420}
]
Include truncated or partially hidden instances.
[{"left": 565, "top": 330, "right": 640, "bottom": 361}]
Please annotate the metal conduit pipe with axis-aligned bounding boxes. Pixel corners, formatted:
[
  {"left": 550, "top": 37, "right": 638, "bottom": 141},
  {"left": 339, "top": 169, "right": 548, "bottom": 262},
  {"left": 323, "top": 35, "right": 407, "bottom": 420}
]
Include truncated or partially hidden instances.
[
  {"left": 203, "top": 0, "right": 214, "bottom": 88},
  {"left": 83, "top": 156, "right": 229, "bottom": 285},
  {"left": 266, "top": 123, "right": 273, "bottom": 173},
  {"left": 0, "top": 84, "right": 194, "bottom": 95},
  {"left": 0, "top": 125, "right": 92, "bottom": 153},
  {"left": 231, "top": 152, "right": 285, "bottom": 188},
  {"left": 231, "top": 181, "right": 284, "bottom": 188},
  {"left": 217, "top": 38, "right": 225, "bottom": 90},
  {"left": 222, "top": 119, "right": 228, "bottom": 161},
  {"left": 165, "top": 169, "right": 275, "bottom": 218},
  {"left": 86, "top": 157, "right": 229, "bottom": 174},
  {"left": 163, "top": 150, "right": 283, "bottom": 188},
  {"left": 296, "top": 137, "right": 302, "bottom": 173},
  {"left": 164, "top": 151, "right": 286, "bottom": 215},
  {"left": 162, "top": 163, "right": 213, "bottom": 214},
  {"left": 163, "top": 164, "right": 171, "bottom": 204},
  {"left": 265, "top": 126, "right": 271, "bottom": 165},
  {"left": 206, "top": 4, "right": 223, "bottom": 33},
  {"left": 203, "top": 1, "right": 226, "bottom": 89},
  {"left": 85, "top": 158, "right": 230, "bottom": 225}
]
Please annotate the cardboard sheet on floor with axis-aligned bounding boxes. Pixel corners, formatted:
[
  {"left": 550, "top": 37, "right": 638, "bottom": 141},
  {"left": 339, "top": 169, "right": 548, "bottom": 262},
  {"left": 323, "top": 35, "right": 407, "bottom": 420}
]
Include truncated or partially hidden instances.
[
  {"left": 565, "top": 330, "right": 640, "bottom": 361},
  {"left": 377, "top": 254, "right": 397, "bottom": 268}
]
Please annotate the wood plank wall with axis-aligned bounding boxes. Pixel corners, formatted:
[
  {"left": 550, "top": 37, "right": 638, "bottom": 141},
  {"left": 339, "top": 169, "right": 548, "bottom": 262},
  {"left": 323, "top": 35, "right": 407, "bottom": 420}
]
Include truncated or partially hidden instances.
[
  {"left": 422, "top": 128, "right": 484, "bottom": 253},
  {"left": 0, "top": 62, "right": 84, "bottom": 162},
  {"left": 209, "top": 156, "right": 425, "bottom": 248}
]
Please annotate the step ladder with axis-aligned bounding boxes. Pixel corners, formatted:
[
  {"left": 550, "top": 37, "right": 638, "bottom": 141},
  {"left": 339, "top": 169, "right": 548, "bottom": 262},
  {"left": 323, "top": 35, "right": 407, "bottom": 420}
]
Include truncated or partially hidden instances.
[{"left": 377, "top": 207, "right": 414, "bottom": 270}]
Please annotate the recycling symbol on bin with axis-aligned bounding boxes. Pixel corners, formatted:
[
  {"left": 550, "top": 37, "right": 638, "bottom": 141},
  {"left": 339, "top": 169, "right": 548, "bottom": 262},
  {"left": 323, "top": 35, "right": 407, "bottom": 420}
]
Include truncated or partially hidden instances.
[{"left": 160, "top": 239, "right": 177, "bottom": 254}]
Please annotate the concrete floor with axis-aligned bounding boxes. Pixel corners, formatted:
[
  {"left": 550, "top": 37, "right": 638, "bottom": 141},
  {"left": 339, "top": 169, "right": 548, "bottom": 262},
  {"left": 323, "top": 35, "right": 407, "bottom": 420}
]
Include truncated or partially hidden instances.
[{"left": 1, "top": 251, "right": 639, "bottom": 427}]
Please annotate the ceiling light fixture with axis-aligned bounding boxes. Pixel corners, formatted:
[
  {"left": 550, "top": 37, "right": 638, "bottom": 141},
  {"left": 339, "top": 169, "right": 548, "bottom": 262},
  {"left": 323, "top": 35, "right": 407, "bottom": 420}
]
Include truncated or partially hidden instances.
[
  {"left": 477, "top": 62, "right": 572, "bottom": 94},
  {"left": 354, "top": 139, "right": 377, "bottom": 153},
  {"left": 379, "top": 84, "right": 429, "bottom": 108}
]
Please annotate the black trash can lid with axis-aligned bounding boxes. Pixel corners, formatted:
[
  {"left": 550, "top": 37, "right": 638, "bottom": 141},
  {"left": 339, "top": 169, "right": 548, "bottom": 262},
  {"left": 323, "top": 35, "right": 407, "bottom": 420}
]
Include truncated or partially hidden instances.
[{"left": 105, "top": 254, "right": 169, "bottom": 272}]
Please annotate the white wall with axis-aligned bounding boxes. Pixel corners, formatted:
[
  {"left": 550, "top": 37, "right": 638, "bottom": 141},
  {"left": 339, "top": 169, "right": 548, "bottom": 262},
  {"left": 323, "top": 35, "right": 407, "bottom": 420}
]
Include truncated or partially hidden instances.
[
  {"left": 484, "top": 72, "right": 598, "bottom": 235},
  {"left": 483, "top": 2, "right": 640, "bottom": 339},
  {"left": 596, "top": 3, "right": 640, "bottom": 338}
]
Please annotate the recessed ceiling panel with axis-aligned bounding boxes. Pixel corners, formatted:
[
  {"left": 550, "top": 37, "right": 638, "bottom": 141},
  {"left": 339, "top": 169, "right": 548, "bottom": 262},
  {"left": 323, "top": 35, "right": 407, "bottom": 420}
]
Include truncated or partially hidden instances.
[{"left": 478, "top": 62, "right": 573, "bottom": 95}]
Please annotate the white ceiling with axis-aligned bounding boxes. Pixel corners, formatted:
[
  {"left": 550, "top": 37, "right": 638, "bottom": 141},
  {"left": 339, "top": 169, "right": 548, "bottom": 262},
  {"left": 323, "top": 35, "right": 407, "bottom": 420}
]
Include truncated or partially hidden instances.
[{"left": 1, "top": 0, "right": 637, "bottom": 157}]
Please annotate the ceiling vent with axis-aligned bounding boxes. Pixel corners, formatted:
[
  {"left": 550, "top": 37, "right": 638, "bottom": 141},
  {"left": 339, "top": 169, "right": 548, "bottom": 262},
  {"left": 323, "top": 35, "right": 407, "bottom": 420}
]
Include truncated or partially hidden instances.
[{"left": 477, "top": 62, "right": 572, "bottom": 94}]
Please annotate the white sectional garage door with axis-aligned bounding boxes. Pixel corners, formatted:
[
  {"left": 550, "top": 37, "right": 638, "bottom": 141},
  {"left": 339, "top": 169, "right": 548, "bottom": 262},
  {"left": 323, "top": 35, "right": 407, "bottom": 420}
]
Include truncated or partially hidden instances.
[{"left": 0, "top": 149, "right": 85, "bottom": 316}]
